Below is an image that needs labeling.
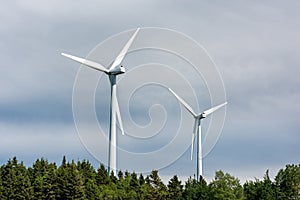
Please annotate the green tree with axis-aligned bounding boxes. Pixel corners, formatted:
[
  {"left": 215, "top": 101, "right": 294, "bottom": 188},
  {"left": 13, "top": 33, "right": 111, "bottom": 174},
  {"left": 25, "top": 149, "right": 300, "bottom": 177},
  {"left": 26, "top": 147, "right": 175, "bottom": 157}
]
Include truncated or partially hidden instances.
[
  {"left": 244, "top": 179, "right": 259, "bottom": 200},
  {"left": 128, "top": 172, "right": 139, "bottom": 198},
  {"left": 118, "top": 170, "right": 124, "bottom": 181},
  {"left": 96, "top": 164, "right": 109, "bottom": 185},
  {"left": 261, "top": 170, "right": 276, "bottom": 200},
  {"left": 130, "top": 172, "right": 139, "bottom": 189},
  {"left": 0, "top": 157, "right": 33, "bottom": 199},
  {"left": 209, "top": 170, "right": 244, "bottom": 200},
  {"left": 56, "top": 157, "right": 85, "bottom": 200},
  {"left": 182, "top": 176, "right": 209, "bottom": 200},
  {"left": 43, "top": 163, "right": 58, "bottom": 199},
  {"left": 140, "top": 175, "right": 154, "bottom": 200},
  {"left": 109, "top": 171, "right": 118, "bottom": 184},
  {"left": 168, "top": 175, "right": 183, "bottom": 200},
  {"left": 77, "top": 160, "right": 97, "bottom": 199},
  {"left": 149, "top": 170, "right": 168, "bottom": 199},
  {"left": 139, "top": 173, "right": 145, "bottom": 186},
  {"left": 29, "top": 158, "right": 58, "bottom": 200},
  {"left": 0, "top": 170, "right": 3, "bottom": 199},
  {"left": 244, "top": 170, "right": 277, "bottom": 200},
  {"left": 275, "top": 164, "right": 300, "bottom": 200}
]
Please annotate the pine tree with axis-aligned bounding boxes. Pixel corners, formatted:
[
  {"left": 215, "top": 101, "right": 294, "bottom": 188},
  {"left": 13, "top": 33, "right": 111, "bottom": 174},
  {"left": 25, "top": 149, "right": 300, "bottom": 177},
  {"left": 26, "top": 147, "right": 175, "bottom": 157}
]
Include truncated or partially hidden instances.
[
  {"left": 140, "top": 175, "right": 154, "bottom": 200},
  {"left": 149, "top": 170, "right": 168, "bottom": 199},
  {"left": 95, "top": 164, "right": 109, "bottom": 185},
  {"left": 130, "top": 172, "right": 139, "bottom": 189},
  {"left": 139, "top": 173, "right": 145, "bottom": 186},
  {"left": 28, "top": 158, "right": 58, "bottom": 200},
  {"left": 168, "top": 175, "right": 183, "bottom": 200},
  {"left": 118, "top": 170, "right": 124, "bottom": 181},
  {"left": 110, "top": 171, "right": 118, "bottom": 184},
  {"left": 0, "top": 157, "right": 33, "bottom": 199},
  {"left": 77, "top": 160, "right": 97, "bottom": 199},
  {"left": 0, "top": 170, "right": 3, "bottom": 199},
  {"left": 56, "top": 157, "right": 85, "bottom": 200},
  {"left": 43, "top": 163, "right": 58, "bottom": 200}
]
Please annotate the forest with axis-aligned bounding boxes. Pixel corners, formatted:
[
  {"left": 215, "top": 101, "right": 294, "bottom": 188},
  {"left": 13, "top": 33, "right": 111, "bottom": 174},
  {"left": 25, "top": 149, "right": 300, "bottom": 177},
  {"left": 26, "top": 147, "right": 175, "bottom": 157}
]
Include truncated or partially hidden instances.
[{"left": 0, "top": 156, "right": 299, "bottom": 200}]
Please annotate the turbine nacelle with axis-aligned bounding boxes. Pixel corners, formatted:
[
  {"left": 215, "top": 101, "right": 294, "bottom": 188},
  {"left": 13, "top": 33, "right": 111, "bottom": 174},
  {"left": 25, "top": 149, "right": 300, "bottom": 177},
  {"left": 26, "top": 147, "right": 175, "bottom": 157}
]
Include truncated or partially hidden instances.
[
  {"left": 200, "top": 113, "right": 206, "bottom": 119},
  {"left": 195, "top": 113, "right": 207, "bottom": 119},
  {"left": 108, "top": 65, "right": 126, "bottom": 75}
]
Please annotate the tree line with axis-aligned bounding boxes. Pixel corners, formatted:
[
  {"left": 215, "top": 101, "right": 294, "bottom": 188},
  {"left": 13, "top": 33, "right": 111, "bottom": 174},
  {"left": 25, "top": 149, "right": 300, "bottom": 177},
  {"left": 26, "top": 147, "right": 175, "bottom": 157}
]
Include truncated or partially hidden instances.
[{"left": 0, "top": 156, "right": 299, "bottom": 199}]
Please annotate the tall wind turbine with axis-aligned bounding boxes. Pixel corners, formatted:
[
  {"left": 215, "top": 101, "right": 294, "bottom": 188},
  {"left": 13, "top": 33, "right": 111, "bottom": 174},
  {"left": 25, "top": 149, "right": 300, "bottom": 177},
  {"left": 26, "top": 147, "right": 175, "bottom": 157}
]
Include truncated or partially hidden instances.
[
  {"left": 61, "top": 28, "right": 140, "bottom": 174},
  {"left": 168, "top": 88, "right": 227, "bottom": 181}
]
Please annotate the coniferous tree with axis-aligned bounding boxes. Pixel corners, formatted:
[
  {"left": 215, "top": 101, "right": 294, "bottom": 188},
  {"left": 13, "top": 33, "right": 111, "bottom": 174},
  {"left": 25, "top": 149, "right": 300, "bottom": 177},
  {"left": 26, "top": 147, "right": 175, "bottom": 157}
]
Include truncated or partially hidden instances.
[
  {"left": 168, "top": 175, "right": 183, "bottom": 200},
  {"left": 77, "top": 160, "right": 97, "bottom": 199},
  {"left": 29, "top": 158, "right": 58, "bottom": 200},
  {"left": 56, "top": 157, "right": 85, "bottom": 200},
  {"left": 0, "top": 170, "right": 3, "bottom": 199},
  {"left": 95, "top": 164, "right": 109, "bottom": 185},
  {"left": 0, "top": 157, "right": 33, "bottom": 199},
  {"left": 139, "top": 173, "right": 145, "bottom": 186},
  {"left": 43, "top": 162, "right": 58, "bottom": 200},
  {"left": 118, "top": 170, "right": 124, "bottom": 181},
  {"left": 130, "top": 172, "right": 139, "bottom": 189},
  {"left": 140, "top": 175, "right": 154, "bottom": 200},
  {"left": 110, "top": 171, "right": 118, "bottom": 184},
  {"left": 149, "top": 170, "right": 168, "bottom": 199}
]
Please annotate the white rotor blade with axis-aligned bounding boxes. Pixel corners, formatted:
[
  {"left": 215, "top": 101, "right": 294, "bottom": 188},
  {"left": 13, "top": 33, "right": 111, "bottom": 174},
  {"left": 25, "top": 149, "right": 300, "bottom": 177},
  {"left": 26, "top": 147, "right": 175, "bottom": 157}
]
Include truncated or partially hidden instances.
[
  {"left": 191, "top": 118, "right": 198, "bottom": 160},
  {"left": 168, "top": 88, "right": 197, "bottom": 117},
  {"left": 109, "top": 28, "right": 140, "bottom": 71},
  {"left": 114, "top": 93, "right": 124, "bottom": 135},
  {"left": 61, "top": 53, "right": 108, "bottom": 73},
  {"left": 203, "top": 102, "right": 227, "bottom": 116}
]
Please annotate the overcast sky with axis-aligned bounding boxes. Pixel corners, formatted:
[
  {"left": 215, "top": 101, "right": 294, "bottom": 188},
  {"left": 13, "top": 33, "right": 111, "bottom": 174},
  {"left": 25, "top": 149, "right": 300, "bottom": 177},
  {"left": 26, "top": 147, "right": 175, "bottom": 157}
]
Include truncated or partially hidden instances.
[{"left": 0, "top": 0, "right": 299, "bottom": 183}]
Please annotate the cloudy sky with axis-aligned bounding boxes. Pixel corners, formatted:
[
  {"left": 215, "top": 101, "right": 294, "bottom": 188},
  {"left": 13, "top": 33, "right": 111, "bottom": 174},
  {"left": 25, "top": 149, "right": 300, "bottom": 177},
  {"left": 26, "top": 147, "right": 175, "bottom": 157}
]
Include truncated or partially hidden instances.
[{"left": 1, "top": 0, "right": 299, "bottom": 183}]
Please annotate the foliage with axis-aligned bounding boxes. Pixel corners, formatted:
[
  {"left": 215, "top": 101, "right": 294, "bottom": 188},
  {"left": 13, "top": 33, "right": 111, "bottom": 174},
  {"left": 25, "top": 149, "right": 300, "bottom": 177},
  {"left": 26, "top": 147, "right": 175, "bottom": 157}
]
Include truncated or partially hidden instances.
[
  {"left": 182, "top": 176, "right": 209, "bottom": 200},
  {"left": 275, "top": 164, "right": 300, "bottom": 200},
  {"left": 209, "top": 170, "right": 244, "bottom": 200},
  {"left": 0, "top": 156, "right": 299, "bottom": 199},
  {"left": 168, "top": 175, "right": 183, "bottom": 199}
]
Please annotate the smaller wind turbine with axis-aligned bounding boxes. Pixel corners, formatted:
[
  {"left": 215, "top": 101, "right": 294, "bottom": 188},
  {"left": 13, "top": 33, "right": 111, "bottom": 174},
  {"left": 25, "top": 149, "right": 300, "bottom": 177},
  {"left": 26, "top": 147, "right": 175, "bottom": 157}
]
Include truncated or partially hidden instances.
[{"left": 168, "top": 88, "right": 227, "bottom": 181}]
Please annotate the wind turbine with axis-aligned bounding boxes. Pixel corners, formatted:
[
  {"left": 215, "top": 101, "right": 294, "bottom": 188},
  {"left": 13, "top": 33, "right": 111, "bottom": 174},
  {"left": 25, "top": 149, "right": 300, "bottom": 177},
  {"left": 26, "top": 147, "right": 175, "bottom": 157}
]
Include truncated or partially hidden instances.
[
  {"left": 168, "top": 88, "right": 227, "bottom": 181},
  {"left": 61, "top": 28, "right": 140, "bottom": 174}
]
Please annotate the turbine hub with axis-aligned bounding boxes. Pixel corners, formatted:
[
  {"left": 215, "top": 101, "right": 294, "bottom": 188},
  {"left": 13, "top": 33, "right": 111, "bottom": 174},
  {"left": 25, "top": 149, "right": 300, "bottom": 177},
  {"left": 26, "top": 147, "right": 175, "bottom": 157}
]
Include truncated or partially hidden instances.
[
  {"left": 200, "top": 113, "right": 206, "bottom": 119},
  {"left": 109, "top": 65, "right": 126, "bottom": 75}
]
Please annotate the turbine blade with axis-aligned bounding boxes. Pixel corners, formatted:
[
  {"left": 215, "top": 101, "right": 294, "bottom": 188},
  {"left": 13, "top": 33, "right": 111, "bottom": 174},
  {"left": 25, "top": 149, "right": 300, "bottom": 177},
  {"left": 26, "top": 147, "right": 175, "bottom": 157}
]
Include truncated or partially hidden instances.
[
  {"left": 168, "top": 88, "right": 197, "bottom": 117},
  {"left": 115, "top": 93, "right": 124, "bottom": 135},
  {"left": 61, "top": 53, "right": 108, "bottom": 73},
  {"left": 203, "top": 102, "right": 227, "bottom": 116},
  {"left": 191, "top": 119, "right": 198, "bottom": 160},
  {"left": 109, "top": 28, "right": 140, "bottom": 72}
]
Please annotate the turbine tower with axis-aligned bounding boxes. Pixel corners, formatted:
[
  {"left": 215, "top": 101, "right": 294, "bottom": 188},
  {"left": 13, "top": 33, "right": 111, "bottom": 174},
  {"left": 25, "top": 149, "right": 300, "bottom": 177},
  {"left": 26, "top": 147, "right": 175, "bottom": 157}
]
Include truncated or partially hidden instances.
[
  {"left": 61, "top": 28, "right": 140, "bottom": 174},
  {"left": 168, "top": 88, "right": 227, "bottom": 181}
]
